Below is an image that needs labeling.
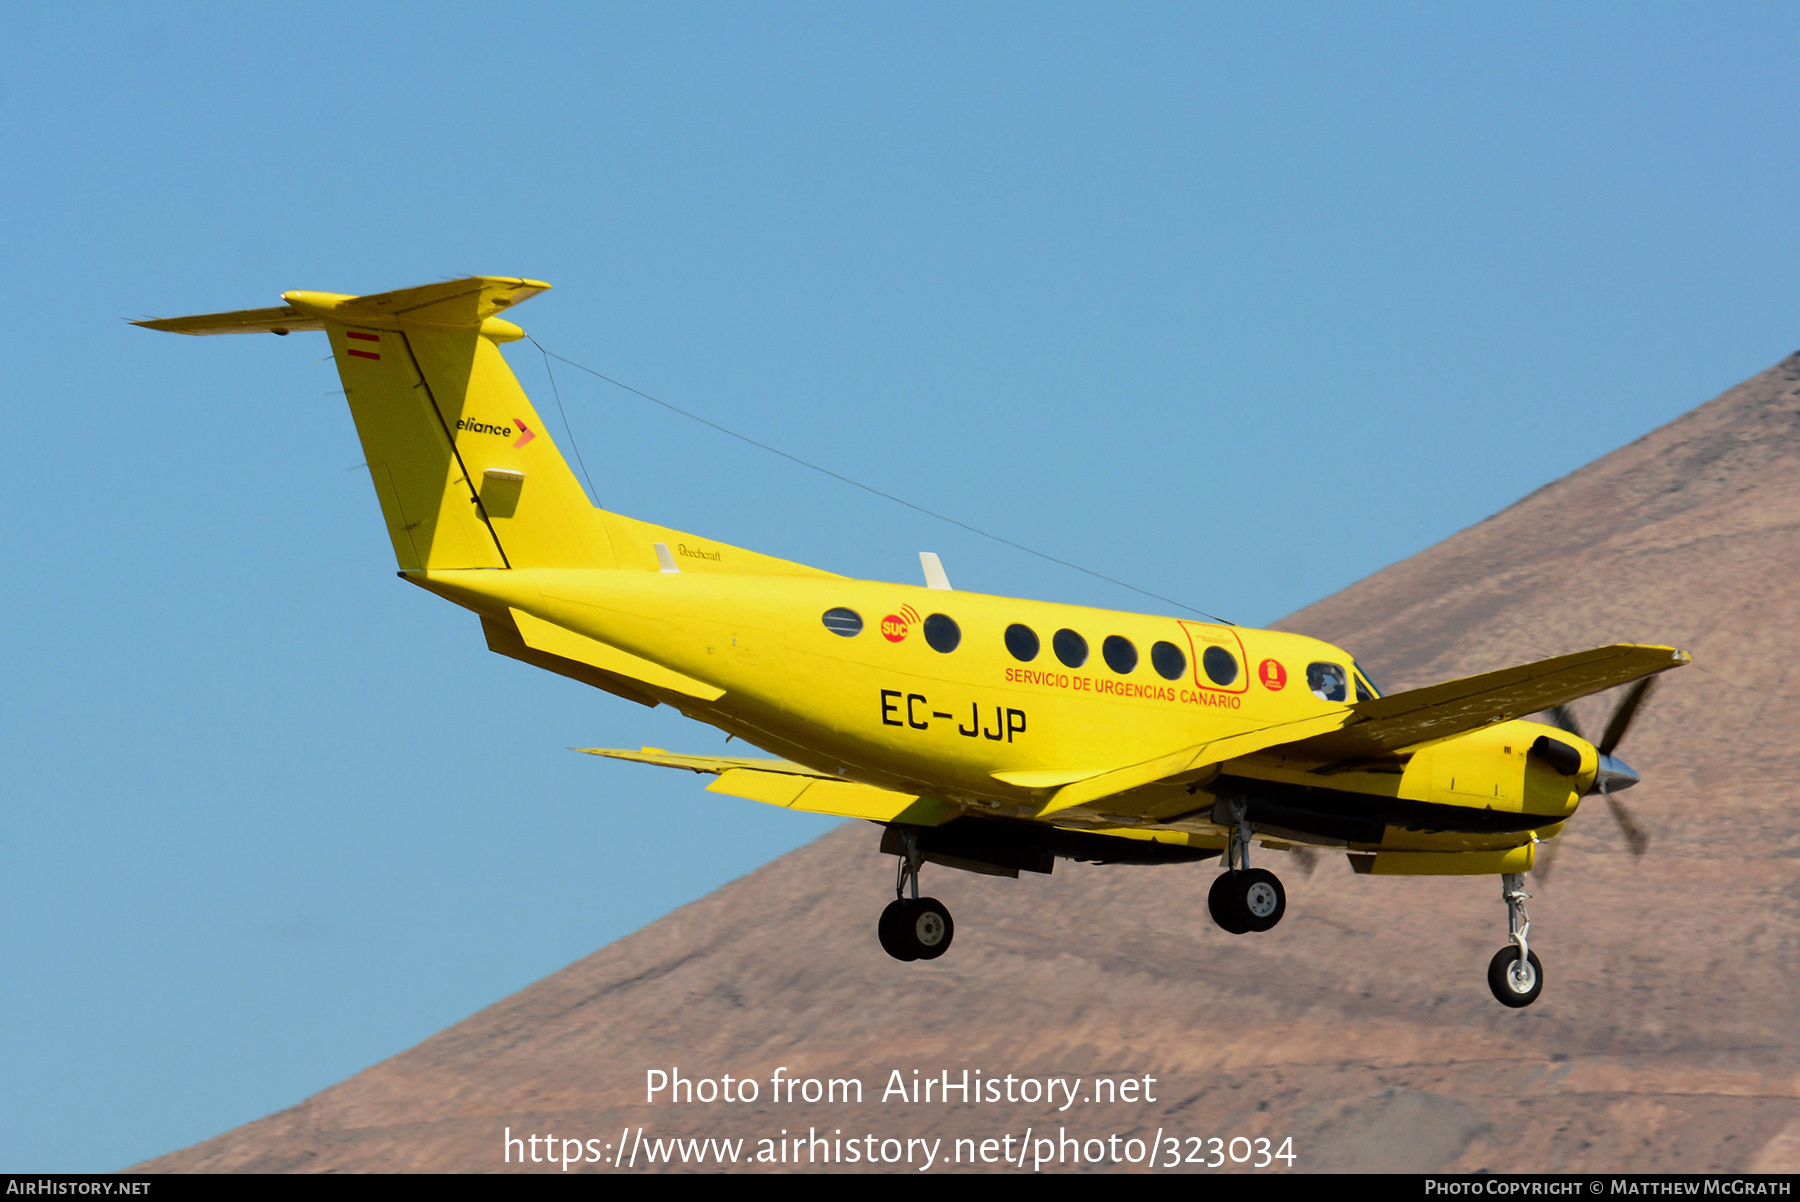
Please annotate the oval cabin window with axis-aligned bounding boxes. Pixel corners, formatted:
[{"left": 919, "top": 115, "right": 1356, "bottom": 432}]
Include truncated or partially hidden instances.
[
  {"left": 1005, "top": 623, "right": 1040, "bottom": 662},
  {"left": 1202, "top": 645, "right": 1239, "bottom": 686},
  {"left": 821, "top": 607, "right": 863, "bottom": 637},
  {"left": 1053, "top": 628, "right": 1088, "bottom": 668},
  {"left": 923, "top": 613, "right": 961, "bottom": 653},
  {"left": 1102, "top": 635, "right": 1137, "bottom": 675}
]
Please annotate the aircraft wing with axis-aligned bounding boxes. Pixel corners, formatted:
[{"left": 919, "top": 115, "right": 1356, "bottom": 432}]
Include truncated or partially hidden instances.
[
  {"left": 1035, "top": 711, "right": 1354, "bottom": 816},
  {"left": 1279, "top": 643, "right": 1690, "bottom": 761},
  {"left": 1037, "top": 642, "right": 1688, "bottom": 814},
  {"left": 580, "top": 747, "right": 957, "bottom": 826}
]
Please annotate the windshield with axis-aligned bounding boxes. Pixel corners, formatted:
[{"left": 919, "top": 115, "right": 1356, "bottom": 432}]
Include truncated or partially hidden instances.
[{"left": 1353, "top": 661, "right": 1383, "bottom": 699}]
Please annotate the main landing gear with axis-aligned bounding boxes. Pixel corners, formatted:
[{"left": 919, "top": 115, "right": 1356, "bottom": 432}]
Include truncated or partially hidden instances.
[
  {"left": 1487, "top": 872, "right": 1544, "bottom": 1007},
  {"left": 1207, "top": 802, "right": 1287, "bottom": 935},
  {"left": 878, "top": 828, "right": 954, "bottom": 962}
]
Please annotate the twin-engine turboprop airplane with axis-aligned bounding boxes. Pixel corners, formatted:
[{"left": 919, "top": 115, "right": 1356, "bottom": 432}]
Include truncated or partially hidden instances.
[{"left": 138, "top": 277, "right": 1689, "bottom": 1007}]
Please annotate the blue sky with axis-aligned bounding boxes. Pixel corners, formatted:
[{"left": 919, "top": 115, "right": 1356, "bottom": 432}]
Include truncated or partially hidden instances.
[{"left": 4, "top": 3, "right": 1798, "bottom": 1171}]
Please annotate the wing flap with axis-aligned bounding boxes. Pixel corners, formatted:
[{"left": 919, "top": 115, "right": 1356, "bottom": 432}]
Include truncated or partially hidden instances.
[
  {"left": 580, "top": 746, "right": 829, "bottom": 776},
  {"left": 579, "top": 748, "right": 956, "bottom": 824},
  {"left": 1037, "top": 711, "right": 1353, "bottom": 815},
  {"left": 708, "top": 770, "right": 956, "bottom": 824}
]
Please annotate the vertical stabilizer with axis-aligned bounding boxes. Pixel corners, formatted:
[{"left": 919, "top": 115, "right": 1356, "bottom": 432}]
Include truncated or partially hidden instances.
[{"left": 138, "top": 278, "right": 617, "bottom": 571}]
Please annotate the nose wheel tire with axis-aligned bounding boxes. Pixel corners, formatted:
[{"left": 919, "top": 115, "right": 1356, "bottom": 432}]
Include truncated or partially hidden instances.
[
  {"left": 878, "top": 897, "right": 955, "bottom": 961},
  {"left": 1487, "top": 946, "right": 1544, "bottom": 1007}
]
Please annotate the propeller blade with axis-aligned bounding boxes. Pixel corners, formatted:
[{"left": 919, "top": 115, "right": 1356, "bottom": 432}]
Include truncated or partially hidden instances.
[
  {"left": 1533, "top": 837, "right": 1562, "bottom": 884},
  {"left": 1291, "top": 846, "right": 1319, "bottom": 877},
  {"left": 1598, "top": 676, "right": 1657, "bottom": 756},
  {"left": 1544, "top": 705, "right": 1585, "bottom": 740},
  {"left": 1603, "top": 793, "right": 1651, "bottom": 858}
]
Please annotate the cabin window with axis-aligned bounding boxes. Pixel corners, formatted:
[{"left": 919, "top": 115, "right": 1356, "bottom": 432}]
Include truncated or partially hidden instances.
[
  {"left": 1308, "top": 662, "right": 1349, "bottom": 702},
  {"left": 1005, "top": 623, "right": 1040, "bottom": 662},
  {"left": 1102, "top": 635, "right": 1137, "bottom": 675},
  {"left": 1202, "top": 645, "right": 1239, "bottom": 686},
  {"left": 1053, "top": 628, "right": 1089, "bottom": 668},
  {"left": 923, "top": 613, "right": 961, "bottom": 653},
  {"left": 1151, "top": 640, "right": 1186, "bottom": 681},
  {"left": 821, "top": 607, "right": 863, "bottom": 637}
]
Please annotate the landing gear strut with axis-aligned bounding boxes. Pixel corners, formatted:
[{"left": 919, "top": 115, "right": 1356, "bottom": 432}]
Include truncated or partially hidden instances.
[
  {"left": 1207, "top": 801, "right": 1286, "bottom": 935},
  {"left": 1487, "top": 872, "right": 1544, "bottom": 1007},
  {"left": 878, "top": 828, "right": 954, "bottom": 962}
]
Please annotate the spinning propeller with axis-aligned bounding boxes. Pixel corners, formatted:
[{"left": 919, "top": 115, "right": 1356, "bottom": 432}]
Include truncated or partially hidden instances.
[{"left": 1537, "top": 676, "right": 1658, "bottom": 873}]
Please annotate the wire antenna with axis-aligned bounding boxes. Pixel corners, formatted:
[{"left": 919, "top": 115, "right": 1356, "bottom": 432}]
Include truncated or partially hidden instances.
[{"left": 529, "top": 338, "right": 1232, "bottom": 624}]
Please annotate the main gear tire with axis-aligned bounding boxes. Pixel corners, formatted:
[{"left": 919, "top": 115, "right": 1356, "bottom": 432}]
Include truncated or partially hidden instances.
[
  {"left": 908, "top": 897, "right": 955, "bottom": 960},
  {"left": 1238, "top": 868, "right": 1287, "bottom": 933},
  {"left": 879, "top": 899, "right": 919, "bottom": 961},
  {"left": 1208, "top": 872, "right": 1252, "bottom": 935},
  {"left": 1487, "top": 946, "right": 1544, "bottom": 1008}
]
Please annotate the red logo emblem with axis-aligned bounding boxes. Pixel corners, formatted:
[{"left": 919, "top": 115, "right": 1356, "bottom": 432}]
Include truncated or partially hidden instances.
[
  {"left": 881, "top": 605, "right": 919, "bottom": 643},
  {"left": 1258, "top": 658, "right": 1287, "bottom": 690},
  {"left": 513, "top": 419, "right": 536, "bottom": 448}
]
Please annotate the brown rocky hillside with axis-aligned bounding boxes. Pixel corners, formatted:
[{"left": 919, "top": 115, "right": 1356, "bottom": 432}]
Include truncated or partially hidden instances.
[{"left": 139, "top": 355, "right": 1800, "bottom": 1173}]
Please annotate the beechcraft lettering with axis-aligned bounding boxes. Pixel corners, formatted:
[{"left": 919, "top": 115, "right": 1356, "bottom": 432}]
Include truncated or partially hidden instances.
[{"left": 880, "top": 689, "right": 1026, "bottom": 742}]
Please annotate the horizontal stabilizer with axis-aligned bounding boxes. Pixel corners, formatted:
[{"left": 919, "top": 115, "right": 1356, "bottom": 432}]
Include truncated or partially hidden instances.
[
  {"left": 133, "top": 305, "right": 324, "bottom": 336},
  {"left": 133, "top": 276, "right": 549, "bottom": 337}
]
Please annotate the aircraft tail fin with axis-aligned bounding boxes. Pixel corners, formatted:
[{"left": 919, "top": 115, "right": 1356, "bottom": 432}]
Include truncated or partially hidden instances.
[
  {"left": 139, "top": 277, "right": 838, "bottom": 579},
  {"left": 138, "top": 278, "right": 615, "bottom": 571}
]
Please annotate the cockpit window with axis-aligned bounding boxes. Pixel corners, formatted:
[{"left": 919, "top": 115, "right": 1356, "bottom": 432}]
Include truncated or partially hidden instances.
[
  {"left": 1307, "top": 662, "right": 1349, "bottom": 702},
  {"left": 1353, "top": 661, "right": 1383, "bottom": 698}
]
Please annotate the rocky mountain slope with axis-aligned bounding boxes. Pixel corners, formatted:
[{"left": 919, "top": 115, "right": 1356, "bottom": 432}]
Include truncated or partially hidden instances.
[{"left": 139, "top": 354, "right": 1800, "bottom": 1173}]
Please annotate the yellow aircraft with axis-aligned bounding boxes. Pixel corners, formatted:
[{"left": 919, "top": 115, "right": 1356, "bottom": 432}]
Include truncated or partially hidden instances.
[{"left": 138, "top": 277, "right": 1688, "bottom": 1008}]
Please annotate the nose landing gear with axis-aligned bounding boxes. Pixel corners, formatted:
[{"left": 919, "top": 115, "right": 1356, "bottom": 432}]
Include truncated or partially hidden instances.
[
  {"left": 877, "top": 828, "right": 955, "bottom": 962},
  {"left": 1487, "top": 872, "right": 1544, "bottom": 1007}
]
